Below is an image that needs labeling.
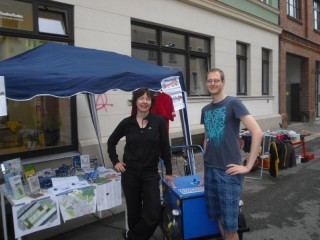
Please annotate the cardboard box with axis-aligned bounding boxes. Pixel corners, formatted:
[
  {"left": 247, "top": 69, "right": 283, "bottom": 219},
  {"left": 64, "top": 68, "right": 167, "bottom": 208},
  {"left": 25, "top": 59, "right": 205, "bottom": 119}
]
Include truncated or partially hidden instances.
[{"left": 258, "top": 157, "right": 270, "bottom": 169}]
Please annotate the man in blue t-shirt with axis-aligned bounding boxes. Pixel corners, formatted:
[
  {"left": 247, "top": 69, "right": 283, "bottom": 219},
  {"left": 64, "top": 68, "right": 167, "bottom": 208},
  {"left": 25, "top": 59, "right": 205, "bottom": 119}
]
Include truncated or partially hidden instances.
[{"left": 200, "top": 68, "right": 263, "bottom": 240}]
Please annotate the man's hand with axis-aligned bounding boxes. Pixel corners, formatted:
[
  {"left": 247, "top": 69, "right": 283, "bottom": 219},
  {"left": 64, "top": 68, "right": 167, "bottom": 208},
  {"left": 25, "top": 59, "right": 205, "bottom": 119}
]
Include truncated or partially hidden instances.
[
  {"left": 199, "top": 174, "right": 204, "bottom": 187},
  {"left": 114, "top": 162, "right": 126, "bottom": 172},
  {"left": 165, "top": 175, "right": 176, "bottom": 188},
  {"left": 226, "top": 164, "right": 250, "bottom": 175}
]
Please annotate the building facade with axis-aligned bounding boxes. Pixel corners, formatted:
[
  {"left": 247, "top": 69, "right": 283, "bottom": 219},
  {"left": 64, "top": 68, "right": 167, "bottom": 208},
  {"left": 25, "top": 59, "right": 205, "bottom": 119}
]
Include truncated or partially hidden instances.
[
  {"left": 0, "top": 0, "right": 281, "bottom": 166},
  {"left": 279, "top": 0, "right": 320, "bottom": 127}
]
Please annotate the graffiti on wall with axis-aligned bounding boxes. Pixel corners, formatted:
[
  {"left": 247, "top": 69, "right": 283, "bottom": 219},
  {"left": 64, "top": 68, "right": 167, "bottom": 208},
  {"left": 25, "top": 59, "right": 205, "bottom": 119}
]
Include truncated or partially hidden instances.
[{"left": 95, "top": 93, "right": 113, "bottom": 112}]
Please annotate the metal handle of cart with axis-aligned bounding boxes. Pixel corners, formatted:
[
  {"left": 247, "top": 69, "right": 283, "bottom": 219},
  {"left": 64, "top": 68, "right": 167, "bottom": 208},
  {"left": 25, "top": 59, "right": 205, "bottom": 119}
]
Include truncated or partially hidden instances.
[
  {"left": 160, "top": 144, "right": 204, "bottom": 179},
  {"left": 171, "top": 144, "right": 204, "bottom": 153}
]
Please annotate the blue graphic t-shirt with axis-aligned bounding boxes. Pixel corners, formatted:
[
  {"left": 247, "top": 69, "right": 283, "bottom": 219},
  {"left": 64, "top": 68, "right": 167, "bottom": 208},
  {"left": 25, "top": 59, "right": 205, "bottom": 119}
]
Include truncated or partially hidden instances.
[{"left": 200, "top": 96, "right": 249, "bottom": 170}]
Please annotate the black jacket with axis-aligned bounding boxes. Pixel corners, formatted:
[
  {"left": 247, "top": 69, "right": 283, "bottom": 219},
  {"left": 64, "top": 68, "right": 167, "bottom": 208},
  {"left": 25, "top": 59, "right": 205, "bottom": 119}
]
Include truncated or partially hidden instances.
[{"left": 107, "top": 113, "right": 172, "bottom": 175}]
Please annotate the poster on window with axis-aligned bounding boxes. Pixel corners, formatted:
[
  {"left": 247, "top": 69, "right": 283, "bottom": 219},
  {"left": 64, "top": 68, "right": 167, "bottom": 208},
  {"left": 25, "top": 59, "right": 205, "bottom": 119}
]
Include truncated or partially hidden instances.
[
  {"left": 161, "top": 76, "right": 185, "bottom": 110},
  {"left": 0, "top": 76, "right": 7, "bottom": 116}
]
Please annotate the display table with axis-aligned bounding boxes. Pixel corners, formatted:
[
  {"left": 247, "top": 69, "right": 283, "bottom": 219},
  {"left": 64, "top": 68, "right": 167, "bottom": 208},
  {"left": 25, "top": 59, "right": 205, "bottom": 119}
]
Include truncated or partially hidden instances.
[
  {"left": 1, "top": 176, "right": 121, "bottom": 240},
  {"left": 1, "top": 184, "right": 58, "bottom": 240}
]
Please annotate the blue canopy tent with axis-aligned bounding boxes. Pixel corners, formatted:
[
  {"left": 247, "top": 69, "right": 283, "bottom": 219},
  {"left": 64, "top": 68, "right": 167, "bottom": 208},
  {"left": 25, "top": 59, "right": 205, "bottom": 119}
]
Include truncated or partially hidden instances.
[{"left": 0, "top": 43, "right": 195, "bottom": 171}]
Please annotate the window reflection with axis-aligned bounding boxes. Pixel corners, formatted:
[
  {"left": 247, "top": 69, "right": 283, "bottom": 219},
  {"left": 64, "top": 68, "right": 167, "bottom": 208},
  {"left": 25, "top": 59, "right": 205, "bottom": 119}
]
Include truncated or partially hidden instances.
[
  {"left": 162, "top": 31, "right": 185, "bottom": 49},
  {"left": 190, "top": 57, "right": 208, "bottom": 96},
  {"left": 0, "top": 37, "right": 73, "bottom": 157},
  {"left": 0, "top": 97, "right": 71, "bottom": 154}
]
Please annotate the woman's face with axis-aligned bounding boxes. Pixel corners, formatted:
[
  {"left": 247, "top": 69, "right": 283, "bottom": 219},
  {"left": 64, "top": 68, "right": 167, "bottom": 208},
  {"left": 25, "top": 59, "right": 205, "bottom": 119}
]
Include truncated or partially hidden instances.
[{"left": 136, "top": 92, "right": 152, "bottom": 113}]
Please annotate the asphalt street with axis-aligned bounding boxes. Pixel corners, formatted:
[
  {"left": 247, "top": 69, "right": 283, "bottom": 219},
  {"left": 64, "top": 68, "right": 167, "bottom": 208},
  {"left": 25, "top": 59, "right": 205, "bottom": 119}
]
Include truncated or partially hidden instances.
[{"left": 241, "top": 136, "right": 320, "bottom": 240}]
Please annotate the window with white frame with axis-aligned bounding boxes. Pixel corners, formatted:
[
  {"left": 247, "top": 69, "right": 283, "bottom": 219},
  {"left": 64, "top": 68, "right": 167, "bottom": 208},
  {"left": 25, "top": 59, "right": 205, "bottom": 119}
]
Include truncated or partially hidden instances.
[
  {"left": 287, "top": 0, "right": 300, "bottom": 19},
  {"left": 262, "top": 49, "right": 270, "bottom": 95},
  {"left": 237, "top": 43, "right": 247, "bottom": 95},
  {"left": 131, "top": 22, "right": 210, "bottom": 96},
  {"left": 314, "top": 0, "right": 320, "bottom": 30}
]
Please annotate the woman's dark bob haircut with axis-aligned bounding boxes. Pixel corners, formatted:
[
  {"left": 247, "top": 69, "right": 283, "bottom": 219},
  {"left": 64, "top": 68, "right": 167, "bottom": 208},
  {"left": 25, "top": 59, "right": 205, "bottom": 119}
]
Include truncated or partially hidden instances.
[{"left": 130, "top": 88, "right": 155, "bottom": 111}]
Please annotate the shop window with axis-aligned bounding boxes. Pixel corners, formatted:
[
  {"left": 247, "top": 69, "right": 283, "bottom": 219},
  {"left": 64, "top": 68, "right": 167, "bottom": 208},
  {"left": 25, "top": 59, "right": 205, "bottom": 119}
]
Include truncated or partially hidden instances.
[
  {"left": 0, "top": 96, "right": 72, "bottom": 153},
  {"left": 131, "top": 21, "right": 211, "bottom": 96},
  {"left": 0, "top": 37, "right": 75, "bottom": 160},
  {"left": 0, "top": 0, "right": 33, "bottom": 31},
  {"left": 0, "top": 0, "right": 74, "bottom": 161}
]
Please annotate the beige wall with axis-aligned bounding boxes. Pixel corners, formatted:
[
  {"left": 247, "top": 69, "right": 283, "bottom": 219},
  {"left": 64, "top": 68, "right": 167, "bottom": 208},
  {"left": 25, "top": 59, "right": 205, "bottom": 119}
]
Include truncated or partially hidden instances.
[{"left": 52, "top": 0, "right": 280, "bottom": 165}]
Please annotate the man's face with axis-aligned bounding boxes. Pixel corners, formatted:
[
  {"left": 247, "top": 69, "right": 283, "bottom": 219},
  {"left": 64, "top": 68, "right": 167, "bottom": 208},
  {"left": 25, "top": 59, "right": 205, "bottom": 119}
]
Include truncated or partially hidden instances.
[{"left": 206, "top": 71, "right": 224, "bottom": 96}]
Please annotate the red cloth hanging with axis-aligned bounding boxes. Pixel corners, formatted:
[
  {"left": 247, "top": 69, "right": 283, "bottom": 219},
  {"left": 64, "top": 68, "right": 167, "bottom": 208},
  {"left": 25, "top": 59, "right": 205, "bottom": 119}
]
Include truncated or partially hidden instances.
[{"left": 131, "top": 92, "right": 176, "bottom": 129}]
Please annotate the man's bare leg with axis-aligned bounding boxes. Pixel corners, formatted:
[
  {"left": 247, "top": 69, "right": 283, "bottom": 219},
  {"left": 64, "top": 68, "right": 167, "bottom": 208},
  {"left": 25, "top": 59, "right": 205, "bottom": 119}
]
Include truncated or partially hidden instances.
[{"left": 217, "top": 218, "right": 239, "bottom": 240}]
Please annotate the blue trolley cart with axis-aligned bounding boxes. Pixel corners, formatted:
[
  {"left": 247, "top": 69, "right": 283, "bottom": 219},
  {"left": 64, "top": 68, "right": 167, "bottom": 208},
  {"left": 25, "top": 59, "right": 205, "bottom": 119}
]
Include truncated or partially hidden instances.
[{"left": 160, "top": 145, "right": 249, "bottom": 240}]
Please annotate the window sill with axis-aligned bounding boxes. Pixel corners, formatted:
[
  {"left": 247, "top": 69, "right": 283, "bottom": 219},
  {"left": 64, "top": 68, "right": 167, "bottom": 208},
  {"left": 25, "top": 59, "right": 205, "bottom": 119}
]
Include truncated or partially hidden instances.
[{"left": 21, "top": 151, "right": 79, "bottom": 165}]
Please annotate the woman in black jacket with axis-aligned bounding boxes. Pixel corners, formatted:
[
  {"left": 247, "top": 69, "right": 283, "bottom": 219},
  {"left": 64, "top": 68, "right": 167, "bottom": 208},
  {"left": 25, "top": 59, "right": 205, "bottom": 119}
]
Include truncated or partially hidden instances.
[{"left": 107, "top": 88, "right": 175, "bottom": 240}]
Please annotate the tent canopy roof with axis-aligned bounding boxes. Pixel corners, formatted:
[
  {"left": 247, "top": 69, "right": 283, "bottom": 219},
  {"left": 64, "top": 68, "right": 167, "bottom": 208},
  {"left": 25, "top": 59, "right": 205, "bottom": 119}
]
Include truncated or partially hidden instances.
[{"left": 0, "top": 43, "right": 183, "bottom": 100}]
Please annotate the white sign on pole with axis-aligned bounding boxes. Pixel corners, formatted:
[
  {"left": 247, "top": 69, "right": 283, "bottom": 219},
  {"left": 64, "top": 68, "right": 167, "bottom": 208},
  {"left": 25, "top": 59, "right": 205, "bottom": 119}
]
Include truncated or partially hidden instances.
[
  {"left": 161, "top": 76, "right": 185, "bottom": 110},
  {"left": 0, "top": 76, "right": 7, "bottom": 116}
]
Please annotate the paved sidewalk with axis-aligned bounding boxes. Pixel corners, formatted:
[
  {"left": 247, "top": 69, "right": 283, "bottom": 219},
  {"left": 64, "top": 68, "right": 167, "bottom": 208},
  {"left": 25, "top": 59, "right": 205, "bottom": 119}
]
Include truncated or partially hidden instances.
[{"left": 286, "top": 120, "right": 320, "bottom": 141}]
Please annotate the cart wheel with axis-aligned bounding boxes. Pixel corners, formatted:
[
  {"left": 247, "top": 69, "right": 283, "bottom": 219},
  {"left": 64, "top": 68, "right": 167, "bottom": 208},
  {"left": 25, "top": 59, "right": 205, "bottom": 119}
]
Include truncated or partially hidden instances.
[
  {"left": 238, "top": 209, "right": 249, "bottom": 240},
  {"left": 238, "top": 232, "right": 243, "bottom": 240},
  {"left": 238, "top": 211, "right": 247, "bottom": 229},
  {"left": 161, "top": 205, "right": 182, "bottom": 240}
]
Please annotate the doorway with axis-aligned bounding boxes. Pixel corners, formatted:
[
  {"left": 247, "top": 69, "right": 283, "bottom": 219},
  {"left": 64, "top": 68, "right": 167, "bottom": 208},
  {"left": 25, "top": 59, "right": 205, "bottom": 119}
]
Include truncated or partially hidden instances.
[
  {"left": 290, "top": 83, "right": 301, "bottom": 121},
  {"left": 286, "top": 55, "right": 302, "bottom": 123}
]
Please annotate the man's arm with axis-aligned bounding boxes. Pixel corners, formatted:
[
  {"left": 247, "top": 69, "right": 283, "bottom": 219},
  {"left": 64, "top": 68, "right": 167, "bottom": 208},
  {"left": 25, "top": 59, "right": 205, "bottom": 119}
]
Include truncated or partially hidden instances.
[
  {"left": 226, "top": 115, "right": 263, "bottom": 175},
  {"left": 241, "top": 115, "right": 263, "bottom": 171}
]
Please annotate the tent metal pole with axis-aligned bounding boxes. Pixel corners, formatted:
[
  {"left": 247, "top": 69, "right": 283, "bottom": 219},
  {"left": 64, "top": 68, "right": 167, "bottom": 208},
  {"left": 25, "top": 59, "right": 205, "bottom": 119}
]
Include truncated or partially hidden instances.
[
  {"left": 179, "top": 91, "right": 196, "bottom": 175},
  {"left": 86, "top": 94, "right": 105, "bottom": 167}
]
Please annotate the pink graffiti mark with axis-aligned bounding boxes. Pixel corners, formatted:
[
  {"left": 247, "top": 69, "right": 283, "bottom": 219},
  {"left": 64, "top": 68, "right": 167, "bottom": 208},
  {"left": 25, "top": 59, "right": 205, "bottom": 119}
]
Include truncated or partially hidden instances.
[{"left": 95, "top": 93, "right": 114, "bottom": 112}]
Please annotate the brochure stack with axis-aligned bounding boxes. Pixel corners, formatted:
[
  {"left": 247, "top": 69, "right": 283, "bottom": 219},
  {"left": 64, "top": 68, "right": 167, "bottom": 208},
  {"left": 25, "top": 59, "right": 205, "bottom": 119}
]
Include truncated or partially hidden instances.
[{"left": 1, "top": 158, "right": 25, "bottom": 199}]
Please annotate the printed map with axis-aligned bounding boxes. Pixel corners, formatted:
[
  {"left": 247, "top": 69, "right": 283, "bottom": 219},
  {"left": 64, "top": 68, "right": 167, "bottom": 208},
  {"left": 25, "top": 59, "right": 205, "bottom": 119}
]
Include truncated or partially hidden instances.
[
  {"left": 12, "top": 197, "right": 60, "bottom": 238},
  {"left": 58, "top": 186, "right": 96, "bottom": 222}
]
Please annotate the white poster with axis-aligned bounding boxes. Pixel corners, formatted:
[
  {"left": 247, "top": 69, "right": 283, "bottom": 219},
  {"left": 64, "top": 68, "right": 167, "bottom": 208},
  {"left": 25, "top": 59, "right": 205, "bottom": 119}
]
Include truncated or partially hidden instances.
[
  {"left": 12, "top": 196, "right": 60, "bottom": 238},
  {"left": 161, "top": 76, "right": 185, "bottom": 110},
  {"left": 58, "top": 186, "right": 97, "bottom": 222},
  {"left": 96, "top": 177, "right": 122, "bottom": 211},
  {"left": 0, "top": 76, "right": 7, "bottom": 116}
]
